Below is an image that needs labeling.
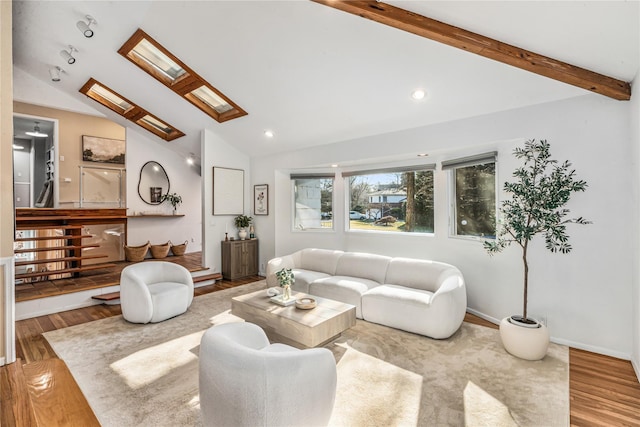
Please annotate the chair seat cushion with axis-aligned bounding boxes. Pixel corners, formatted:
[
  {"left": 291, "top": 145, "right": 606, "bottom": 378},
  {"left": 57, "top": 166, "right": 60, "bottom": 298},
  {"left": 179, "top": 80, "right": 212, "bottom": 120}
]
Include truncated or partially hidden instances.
[{"left": 148, "top": 282, "right": 191, "bottom": 323}]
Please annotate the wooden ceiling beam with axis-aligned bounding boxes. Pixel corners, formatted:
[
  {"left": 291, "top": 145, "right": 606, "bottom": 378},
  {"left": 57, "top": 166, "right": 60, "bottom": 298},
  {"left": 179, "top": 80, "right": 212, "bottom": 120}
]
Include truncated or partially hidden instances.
[{"left": 312, "top": 0, "right": 631, "bottom": 101}]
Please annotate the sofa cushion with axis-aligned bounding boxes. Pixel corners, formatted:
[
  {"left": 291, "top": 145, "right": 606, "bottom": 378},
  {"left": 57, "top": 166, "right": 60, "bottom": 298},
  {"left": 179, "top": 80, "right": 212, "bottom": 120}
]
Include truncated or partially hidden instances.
[
  {"left": 384, "top": 258, "right": 456, "bottom": 293},
  {"left": 291, "top": 269, "right": 331, "bottom": 293},
  {"left": 334, "top": 253, "right": 391, "bottom": 284},
  {"left": 309, "top": 276, "right": 380, "bottom": 319},
  {"left": 299, "top": 249, "right": 344, "bottom": 275}
]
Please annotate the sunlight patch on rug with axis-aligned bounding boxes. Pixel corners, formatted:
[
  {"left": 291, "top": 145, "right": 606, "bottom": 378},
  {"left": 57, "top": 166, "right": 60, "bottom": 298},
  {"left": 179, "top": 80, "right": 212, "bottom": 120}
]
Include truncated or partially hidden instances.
[
  {"left": 111, "top": 331, "right": 204, "bottom": 389},
  {"left": 464, "top": 381, "right": 518, "bottom": 427},
  {"left": 329, "top": 345, "right": 422, "bottom": 427}
]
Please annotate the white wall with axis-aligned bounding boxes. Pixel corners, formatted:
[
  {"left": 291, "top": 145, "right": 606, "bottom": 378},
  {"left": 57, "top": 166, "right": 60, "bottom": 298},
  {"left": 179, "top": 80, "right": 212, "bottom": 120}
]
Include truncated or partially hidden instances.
[
  {"left": 631, "top": 74, "right": 640, "bottom": 377},
  {"left": 126, "top": 126, "right": 202, "bottom": 254},
  {"left": 253, "top": 94, "right": 634, "bottom": 359},
  {"left": 201, "top": 129, "right": 251, "bottom": 273}
]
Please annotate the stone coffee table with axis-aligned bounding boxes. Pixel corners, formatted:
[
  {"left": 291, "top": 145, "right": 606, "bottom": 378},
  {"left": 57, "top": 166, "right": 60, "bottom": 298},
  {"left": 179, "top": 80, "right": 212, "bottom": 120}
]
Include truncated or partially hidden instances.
[{"left": 231, "top": 289, "right": 356, "bottom": 348}]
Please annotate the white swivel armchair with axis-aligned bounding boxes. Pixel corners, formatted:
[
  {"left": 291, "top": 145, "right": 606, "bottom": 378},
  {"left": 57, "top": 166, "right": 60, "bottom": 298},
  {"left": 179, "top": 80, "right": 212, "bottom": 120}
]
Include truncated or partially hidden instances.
[
  {"left": 120, "top": 261, "right": 194, "bottom": 323},
  {"left": 199, "top": 322, "right": 337, "bottom": 427}
]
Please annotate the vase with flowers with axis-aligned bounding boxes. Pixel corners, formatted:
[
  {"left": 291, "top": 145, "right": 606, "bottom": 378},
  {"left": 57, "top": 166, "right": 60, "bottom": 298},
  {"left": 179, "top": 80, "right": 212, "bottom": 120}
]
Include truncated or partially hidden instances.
[
  {"left": 275, "top": 268, "right": 295, "bottom": 301},
  {"left": 161, "top": 192, "right": 182, "bottom": 215}
]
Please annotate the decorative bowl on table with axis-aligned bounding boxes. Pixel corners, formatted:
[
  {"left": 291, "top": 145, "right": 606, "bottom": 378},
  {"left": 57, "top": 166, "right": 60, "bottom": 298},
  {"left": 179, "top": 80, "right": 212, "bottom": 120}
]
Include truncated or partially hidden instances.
[{"left": 295, "top": 297, "right": 317, "bottom": 310}]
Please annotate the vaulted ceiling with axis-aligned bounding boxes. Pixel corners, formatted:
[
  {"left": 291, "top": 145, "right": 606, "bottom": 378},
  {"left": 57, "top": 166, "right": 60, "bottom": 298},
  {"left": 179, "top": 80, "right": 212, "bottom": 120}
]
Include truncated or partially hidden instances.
[{"left": 12, "top": 1, "right": 639, "bottom": 160}]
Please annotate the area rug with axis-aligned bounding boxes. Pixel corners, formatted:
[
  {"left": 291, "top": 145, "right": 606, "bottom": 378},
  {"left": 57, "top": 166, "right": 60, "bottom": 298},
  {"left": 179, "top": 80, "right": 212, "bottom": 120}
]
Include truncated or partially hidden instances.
[{"left": 43, "top": 281, "right": 569, "bottom": 426}]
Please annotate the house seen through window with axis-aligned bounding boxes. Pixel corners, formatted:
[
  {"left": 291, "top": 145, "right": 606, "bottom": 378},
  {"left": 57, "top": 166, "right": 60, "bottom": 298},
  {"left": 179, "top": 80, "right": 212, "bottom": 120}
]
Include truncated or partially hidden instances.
[{"left": 345, "top": 165, "right": 435, "bottom": 233}]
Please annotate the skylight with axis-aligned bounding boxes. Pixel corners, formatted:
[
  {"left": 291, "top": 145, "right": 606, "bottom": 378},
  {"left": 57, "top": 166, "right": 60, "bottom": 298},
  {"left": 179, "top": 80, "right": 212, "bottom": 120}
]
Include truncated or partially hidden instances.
[
  {"left": 118, "top": 29, "right": 247, "bottom": 123},
  {"left": 79, "top": 78, "right": 185, "bottom": 142}
]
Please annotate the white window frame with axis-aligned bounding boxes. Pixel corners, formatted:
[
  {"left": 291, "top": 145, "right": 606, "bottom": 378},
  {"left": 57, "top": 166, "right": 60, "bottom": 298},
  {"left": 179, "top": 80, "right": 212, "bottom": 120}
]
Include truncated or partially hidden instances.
[
  {"left": 290, "top": 173, "right": 335, "bottom": 232},
  {"left": 444, "top": 152, "right": 498, "bottom": 241}
]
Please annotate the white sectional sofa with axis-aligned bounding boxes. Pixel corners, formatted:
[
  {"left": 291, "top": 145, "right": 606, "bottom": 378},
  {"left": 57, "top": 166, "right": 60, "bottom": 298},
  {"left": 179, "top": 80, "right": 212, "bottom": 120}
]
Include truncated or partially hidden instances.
[{"left": 266, "top": 248, "right": 467, "bottom": 339}]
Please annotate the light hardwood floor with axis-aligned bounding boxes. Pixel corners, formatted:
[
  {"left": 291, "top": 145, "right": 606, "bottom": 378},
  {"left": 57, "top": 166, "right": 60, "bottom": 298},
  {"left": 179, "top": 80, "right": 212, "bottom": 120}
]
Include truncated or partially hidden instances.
[{"left": 2, "top": 276, "right": 639, "bottom": 426}]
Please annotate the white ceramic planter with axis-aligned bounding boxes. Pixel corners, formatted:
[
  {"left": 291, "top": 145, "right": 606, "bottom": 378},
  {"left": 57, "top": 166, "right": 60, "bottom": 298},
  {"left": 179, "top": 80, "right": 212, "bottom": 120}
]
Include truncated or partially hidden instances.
[{"left": 499, "top": 316, "right": 550, "bottom": 361}]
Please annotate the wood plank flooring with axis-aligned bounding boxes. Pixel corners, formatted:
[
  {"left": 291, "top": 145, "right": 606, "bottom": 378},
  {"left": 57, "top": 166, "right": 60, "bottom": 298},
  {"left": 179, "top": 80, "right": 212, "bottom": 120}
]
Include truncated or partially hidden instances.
[{"left": 2, "top": 276, "right": 639, "bottom": 426}]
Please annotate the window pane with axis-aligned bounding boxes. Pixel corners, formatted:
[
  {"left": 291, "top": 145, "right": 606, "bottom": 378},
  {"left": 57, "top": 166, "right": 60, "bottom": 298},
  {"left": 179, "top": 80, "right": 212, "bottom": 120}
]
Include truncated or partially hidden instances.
[
  {"left": 139, "top": 115, "right": 173, "bottom": 133},
  {"left": 89, "top": 84, "right": 132, "bottom": 112},
  {"left": 454, "top": 162, "right": 496, "bottom": 237},
  {"left": 347, "top": 170, "right": 434, "bottom": 233},
  {"left": 131, "top": 39, "right": 186, "bottom": 81},
  {"left": 293, "top": 178, "right": 333, "bottom": 230},
  {"left": 190, "top": 86, "right": 233, "bottom": 114}
]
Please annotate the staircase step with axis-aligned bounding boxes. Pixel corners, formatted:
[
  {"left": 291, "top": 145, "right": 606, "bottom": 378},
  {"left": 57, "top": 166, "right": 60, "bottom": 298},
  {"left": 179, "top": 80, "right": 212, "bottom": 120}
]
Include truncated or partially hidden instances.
[{"left": 91, "top": 272, "right": 223, "bottom": 301}]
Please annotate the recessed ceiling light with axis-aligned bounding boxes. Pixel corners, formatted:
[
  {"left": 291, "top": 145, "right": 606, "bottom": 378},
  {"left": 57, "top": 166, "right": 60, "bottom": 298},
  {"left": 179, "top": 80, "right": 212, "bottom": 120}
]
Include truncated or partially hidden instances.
[
  {"left": 331, "top": 164, "right": 338, "bottom": 168},
  {"left": 264, "top": 130, "right": 274, "bottom": 138},
  {"left": 417, "top": 153, "right": 428, "bottom": 157},
  {"left": 13, "top": 144, "right": 24, "bottom": 150},
  {"left": 411, "top": 89, "right": 426, "bottom": 100}
]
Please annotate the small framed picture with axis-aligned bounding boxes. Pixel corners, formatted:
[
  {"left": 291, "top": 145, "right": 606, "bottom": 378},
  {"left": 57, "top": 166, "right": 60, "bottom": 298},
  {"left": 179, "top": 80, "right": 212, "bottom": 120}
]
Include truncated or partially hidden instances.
[{"left": 254, "top": 184, "right": 268, "bottom": 215}]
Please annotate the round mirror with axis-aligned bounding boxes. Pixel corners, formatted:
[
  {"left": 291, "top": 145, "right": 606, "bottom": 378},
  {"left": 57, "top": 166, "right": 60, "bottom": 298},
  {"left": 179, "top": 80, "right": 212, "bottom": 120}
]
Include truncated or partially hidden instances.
[{"left": 138, "top": 161, "right": 170, "bottom": 205}]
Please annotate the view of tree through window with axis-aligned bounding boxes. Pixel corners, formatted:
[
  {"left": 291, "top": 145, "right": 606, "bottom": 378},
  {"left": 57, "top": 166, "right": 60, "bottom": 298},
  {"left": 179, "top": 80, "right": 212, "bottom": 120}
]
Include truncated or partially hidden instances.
[
  {"left": 454, "top": 162, "right": 496, "bottom": 237},
  {"left": 347, "top": 169, "right": 434, "bottom": 233},
  {"left": 292, "top": 177, "right": 333, "bottom": 230}
]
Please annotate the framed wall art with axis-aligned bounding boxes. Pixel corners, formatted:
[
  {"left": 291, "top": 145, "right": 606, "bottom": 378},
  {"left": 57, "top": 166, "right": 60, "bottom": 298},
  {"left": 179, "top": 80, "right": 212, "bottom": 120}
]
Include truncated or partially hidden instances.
[
  {"left": 254, "top": 184, "right": 268, "bottom": 215},
  {"left": 213, "top": 167, "right": 244, "bottom": 215},
  {"left": 82, "top": 135, "right": 125, "bottom": 164}
]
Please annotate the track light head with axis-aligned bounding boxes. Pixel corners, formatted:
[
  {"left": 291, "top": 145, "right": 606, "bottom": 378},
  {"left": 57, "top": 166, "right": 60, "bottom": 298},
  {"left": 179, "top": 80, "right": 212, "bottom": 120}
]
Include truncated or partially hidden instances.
[
  {"left": 49, "top": 66, "right": 63, "bottom": 82},
  {"left": 77, "top": 15, "right": 96, "bottom": 38},
  {"left": 60, "top": 45, "right": 77, "bottom": 65}
]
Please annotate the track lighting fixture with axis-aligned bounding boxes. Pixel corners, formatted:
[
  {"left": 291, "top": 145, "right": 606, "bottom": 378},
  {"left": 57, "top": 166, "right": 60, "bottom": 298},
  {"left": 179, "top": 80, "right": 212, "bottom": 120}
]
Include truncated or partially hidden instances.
[
  {"left": 60, "top": 45, "right": 77, "bottom": 64},
  {"left": 49, "top": 66, "right": 63, "bottom": 82},
  {"left": 77, "top": 15, "right": 97, "bottom": 38},
  {"left": 25, "top": 122, "right": 48, "bottom": 138}
]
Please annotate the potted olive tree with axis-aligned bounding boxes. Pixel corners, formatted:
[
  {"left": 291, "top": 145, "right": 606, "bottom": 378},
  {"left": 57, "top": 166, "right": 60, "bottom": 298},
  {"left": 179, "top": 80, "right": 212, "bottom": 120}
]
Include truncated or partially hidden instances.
[{"left": 484, "top": 139, "right": 590, "bottom": 360}]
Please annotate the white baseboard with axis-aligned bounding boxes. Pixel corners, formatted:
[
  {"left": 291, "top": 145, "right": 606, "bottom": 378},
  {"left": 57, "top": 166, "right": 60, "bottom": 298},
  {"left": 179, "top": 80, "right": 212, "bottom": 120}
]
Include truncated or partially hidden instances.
[
  {"left": 466, "top": 308, "right": 632, "bottom": 362},
  {"left": 0, "top": 356, "right": 5, "bottom": 366},
  {"left": 15, "top": 279, "right": 220, "bottom": 320},
  {"left": 16, "top": 286, "right": 119, "bottom": 320}
]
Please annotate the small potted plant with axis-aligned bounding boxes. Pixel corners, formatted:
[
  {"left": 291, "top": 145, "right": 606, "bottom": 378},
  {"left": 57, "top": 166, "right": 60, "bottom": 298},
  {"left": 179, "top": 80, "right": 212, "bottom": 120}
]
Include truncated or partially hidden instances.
[
  {"left": 484, "top": 139, "right": 589, "bottom": 360},
  {"left": 275, "top": 268, "right": 295, "bottom": 301},
  {"left": 234, "top": 214, "right": 252, "bottom": 240},
  {"left": 161, "top": 192, "right": 182, "bottom": 214}
]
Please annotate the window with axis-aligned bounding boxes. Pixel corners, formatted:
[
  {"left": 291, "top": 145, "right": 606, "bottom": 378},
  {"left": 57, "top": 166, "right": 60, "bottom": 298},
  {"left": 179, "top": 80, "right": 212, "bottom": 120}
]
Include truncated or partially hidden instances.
[
  {"left": 118, "top": 29, "right": 247, "bottom": 123},
  {"left": 443, "top": 152, "right": 497, "bottom": 238},
  {"left": 291, "top": 174, "right": 334, "bottom": 230},
  {"left": 79, "top": 78, "right": 185, "bottom": 141},
  {"left": 344, "top": 165, "right": 435, "bottom": 233}
]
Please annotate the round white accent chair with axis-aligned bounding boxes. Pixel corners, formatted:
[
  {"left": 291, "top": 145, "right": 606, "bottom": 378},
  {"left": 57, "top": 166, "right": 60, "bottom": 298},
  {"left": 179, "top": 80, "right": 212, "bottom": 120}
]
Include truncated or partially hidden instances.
[
  {"left": 199, "top": 322, "right": 337, "bottom": 427},
  {"left": 119, "top": 261, "right": 194, "bottom": 324}
]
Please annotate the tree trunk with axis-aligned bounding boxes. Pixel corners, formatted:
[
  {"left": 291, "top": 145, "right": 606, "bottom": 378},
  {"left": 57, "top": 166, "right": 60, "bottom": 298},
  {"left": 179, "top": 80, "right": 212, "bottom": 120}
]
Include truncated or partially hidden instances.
[
  {"left": 522, "top": 243, "right": 529, "bottom": 320},
  {"left": 405, "top": 172, "right": 415, "bottom": 232}
]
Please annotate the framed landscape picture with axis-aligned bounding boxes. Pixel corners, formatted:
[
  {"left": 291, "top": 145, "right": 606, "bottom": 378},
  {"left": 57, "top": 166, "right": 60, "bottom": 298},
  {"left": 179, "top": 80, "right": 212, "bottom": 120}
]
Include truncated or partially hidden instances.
[
  {"left": 254, "top": 184, "right": 268, "bottom": 215},
  {"left": 82, "top": 135, "right": 125, "bottom": 164}
]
